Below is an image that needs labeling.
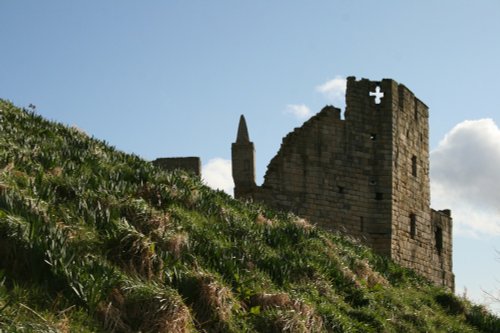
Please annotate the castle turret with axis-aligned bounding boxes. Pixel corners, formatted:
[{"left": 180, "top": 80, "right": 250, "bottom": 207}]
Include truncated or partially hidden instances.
[{"left": 232, "top": 115, "right": 256, "bottom": 198}]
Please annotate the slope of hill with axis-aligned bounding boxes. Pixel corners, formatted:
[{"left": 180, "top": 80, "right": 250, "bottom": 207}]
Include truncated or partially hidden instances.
[{"left": 0, "top": 99, "right": 498, "bottom": 332}]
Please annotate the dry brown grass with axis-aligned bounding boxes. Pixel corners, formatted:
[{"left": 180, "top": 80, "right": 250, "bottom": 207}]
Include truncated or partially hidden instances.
[
  {"left": 255, "top": 213, "right": 274, "bottom": 227},
  {"left": 1, "top": 162, "right": 15, "bottom": 173},
  {"left": 54, "top": 315, "right": 70, "bottom": 333},
  {"left": 165, "top": 232, "right": 189, "bottom": 260},
  {"left": 141, "top": 213, "right": 170, "bottom": 236},
  {"left": 274, "top": 302, "right": 324, "bottom": 333},
  {"left": 96, "top": 288, "right": 131, "bottom": 332},
  {"left": 319, "top": 236, "right": 361, "bottom": 288},
  {"left": 340, "top": 265, "right": 361, "bottom": 288},
  {"left": 322, "top": 237, "right": 338, "bottom": 251},
  {"left": 352, "top": 259, "right": 388, "bottom": 288},
  {"left": 136, "top": 183, "right": 162, "bottom": 207},
  {"left": 313, "top": 278, "right": 336, "bottom": 299},
  {"left": 292, "top": 217, "right": 315, "bottom": 232},
  {"left": 96, "top": 302, "right": 131, "bottom": 333},
  {"left": 134, "top": 297, "right": 192, "bottom": 333},
  {"left": 251, "top": 293, "right": 323, "bottom": 332},
  {"left": 251, "top": 292, "right": 293, "bottom": 309},
  {"left": 319, "top": 235, "right": 386, "bottom": 289},
  {"left": 189, "top": 273, "right": 237, "bottom": 330},
  {"left": 122, "top": 200, "right": 171, "bottom": 237},
  {"left": 97, "top": 286, "right": 193, "bottom": 333},
  {"left": 48, "top": 167, "right": 63, "bottom": 177},
  {"left": 108, "top": 231, "right": 163, "bottom": 280}
]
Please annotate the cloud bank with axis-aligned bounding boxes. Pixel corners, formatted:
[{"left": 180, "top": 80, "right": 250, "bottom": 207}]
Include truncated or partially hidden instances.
[
  {"left": 431, "top": 119, "right": 500, "bottom": 237},
  {"left": 202, "top": 158, "right": 233, "bottom": 196},
  {"left": 284, "top": 104, "right": 312, "bottom": 120},
  {"left": 316, "top": 76, "right": 347, "bottom": 105}
]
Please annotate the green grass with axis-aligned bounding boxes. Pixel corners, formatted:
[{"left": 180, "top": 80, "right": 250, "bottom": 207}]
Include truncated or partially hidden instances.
[{"left": 0, "top": 99, "right": 499, "bottom": 332}]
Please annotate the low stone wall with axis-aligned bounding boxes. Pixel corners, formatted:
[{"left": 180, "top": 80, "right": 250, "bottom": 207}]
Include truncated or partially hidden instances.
[{"left": 153, "top": 157, "right": 201, "bottom": 176}]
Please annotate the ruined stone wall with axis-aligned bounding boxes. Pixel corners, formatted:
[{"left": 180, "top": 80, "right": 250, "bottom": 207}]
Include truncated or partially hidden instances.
[
  {"left": 237, "top": 77, "right": 454, "bottom": 290},
  {"left": 153, "top": 157, "right": 201, "bottom": 176},
  {"left": 430, "top": 209, "right": 454, "bottom": 289},
  {"left": 256, "top": 78, "right": 397, "bottom": 257},
  {"left": 257, "top": 106, "right": 378, "bottom": 240}
]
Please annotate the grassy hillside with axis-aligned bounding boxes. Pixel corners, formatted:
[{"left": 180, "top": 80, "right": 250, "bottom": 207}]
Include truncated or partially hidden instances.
[{"left": 0, "top": 99, "right": 498, "bottom": 332}]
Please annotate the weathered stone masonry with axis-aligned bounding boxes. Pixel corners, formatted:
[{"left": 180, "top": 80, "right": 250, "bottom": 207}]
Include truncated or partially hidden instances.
[
  {"left": 153, "top": 157, "right": 201, "bottom": 176},
  {"left": 232, "top": 77, "right": 454, "bottom": 290}
]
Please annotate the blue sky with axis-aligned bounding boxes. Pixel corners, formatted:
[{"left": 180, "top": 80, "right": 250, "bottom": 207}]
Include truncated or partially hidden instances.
[{"left": 1, "top": 1, "right": 499, "bottom": 313}]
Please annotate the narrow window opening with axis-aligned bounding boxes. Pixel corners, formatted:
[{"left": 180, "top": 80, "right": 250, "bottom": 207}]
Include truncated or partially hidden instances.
[
  {"left": 244, "top": 159, "right": 250, "bottom": 171},
  {"left": 375, "top": 192, "right": 383, "bottom": 200},
  {"left": 414, "top": 102, "right": 419, "bottom": 121},
  {"left": 337, "top": 186, "right": 344, "bottom": 194},
  {"left": 370, "top": 133, "right": 377, "bottom": 141},
  {"left": 411, "top": 155, "right": 417, "bottom": 177},
  {"left": 435, "top": 227, "right": 443, "bottom": 255},
  {"left": 410, "top": 213, "right": 416, "bottom": 239}
]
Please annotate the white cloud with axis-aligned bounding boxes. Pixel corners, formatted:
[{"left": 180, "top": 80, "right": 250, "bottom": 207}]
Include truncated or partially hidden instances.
[
  {"left": 431, "top": 119, "right": 500, "bottom": 237},
  {"left": 202, "top": 158, "right": 233, "bottom": 196},
  {"left": 284, "top": 104, "right": 312, "bottom": 120},
  {"left": 316, "top": 76, "right": 347, "bottom": 105}
]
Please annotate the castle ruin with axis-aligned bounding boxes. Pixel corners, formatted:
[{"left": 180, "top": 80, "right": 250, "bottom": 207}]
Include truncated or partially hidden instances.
[
  {"left": 153, "top": 157, "right": 201, "bottom": 176},
  {"left": 231, "top": 77, "right": 454, "bottom": 290}
]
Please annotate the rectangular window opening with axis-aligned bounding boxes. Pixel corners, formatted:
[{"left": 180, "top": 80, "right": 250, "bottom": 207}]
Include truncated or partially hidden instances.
[
  {"left": 414, "top": 103, "right": 419, "bottom": 121},
  {"left": 411, "top": 155, "right": 417, "bottom": 177},
  {"left": 375, "top": 192, "right": 383, "bottom": 200},
  {"left": 410, "top": 213, "right": 416, "bottom": 239},
  {"left": 435, "top": 227, "right": 443, "bottom": 255},
  {"left": 370, "top": 133, "right": 377, "bottom": 141}
]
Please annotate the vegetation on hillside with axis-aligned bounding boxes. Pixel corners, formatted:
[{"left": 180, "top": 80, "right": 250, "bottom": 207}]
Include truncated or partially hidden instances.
[{"left": 0, "top": 99, "right": 499, "bottom": 332}]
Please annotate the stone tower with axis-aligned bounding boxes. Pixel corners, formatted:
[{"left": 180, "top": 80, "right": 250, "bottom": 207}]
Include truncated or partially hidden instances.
[
  {"left": 232, "top": 77, "right": 454, "bottom": 290},
  {"left": 231, "top": 115, "right": 256, "bottom": 198}
]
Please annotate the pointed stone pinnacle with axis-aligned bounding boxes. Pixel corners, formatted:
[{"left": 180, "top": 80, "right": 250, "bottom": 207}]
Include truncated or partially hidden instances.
[{"left": 236, "top": 114, "right": 250, "bottom": 143}]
